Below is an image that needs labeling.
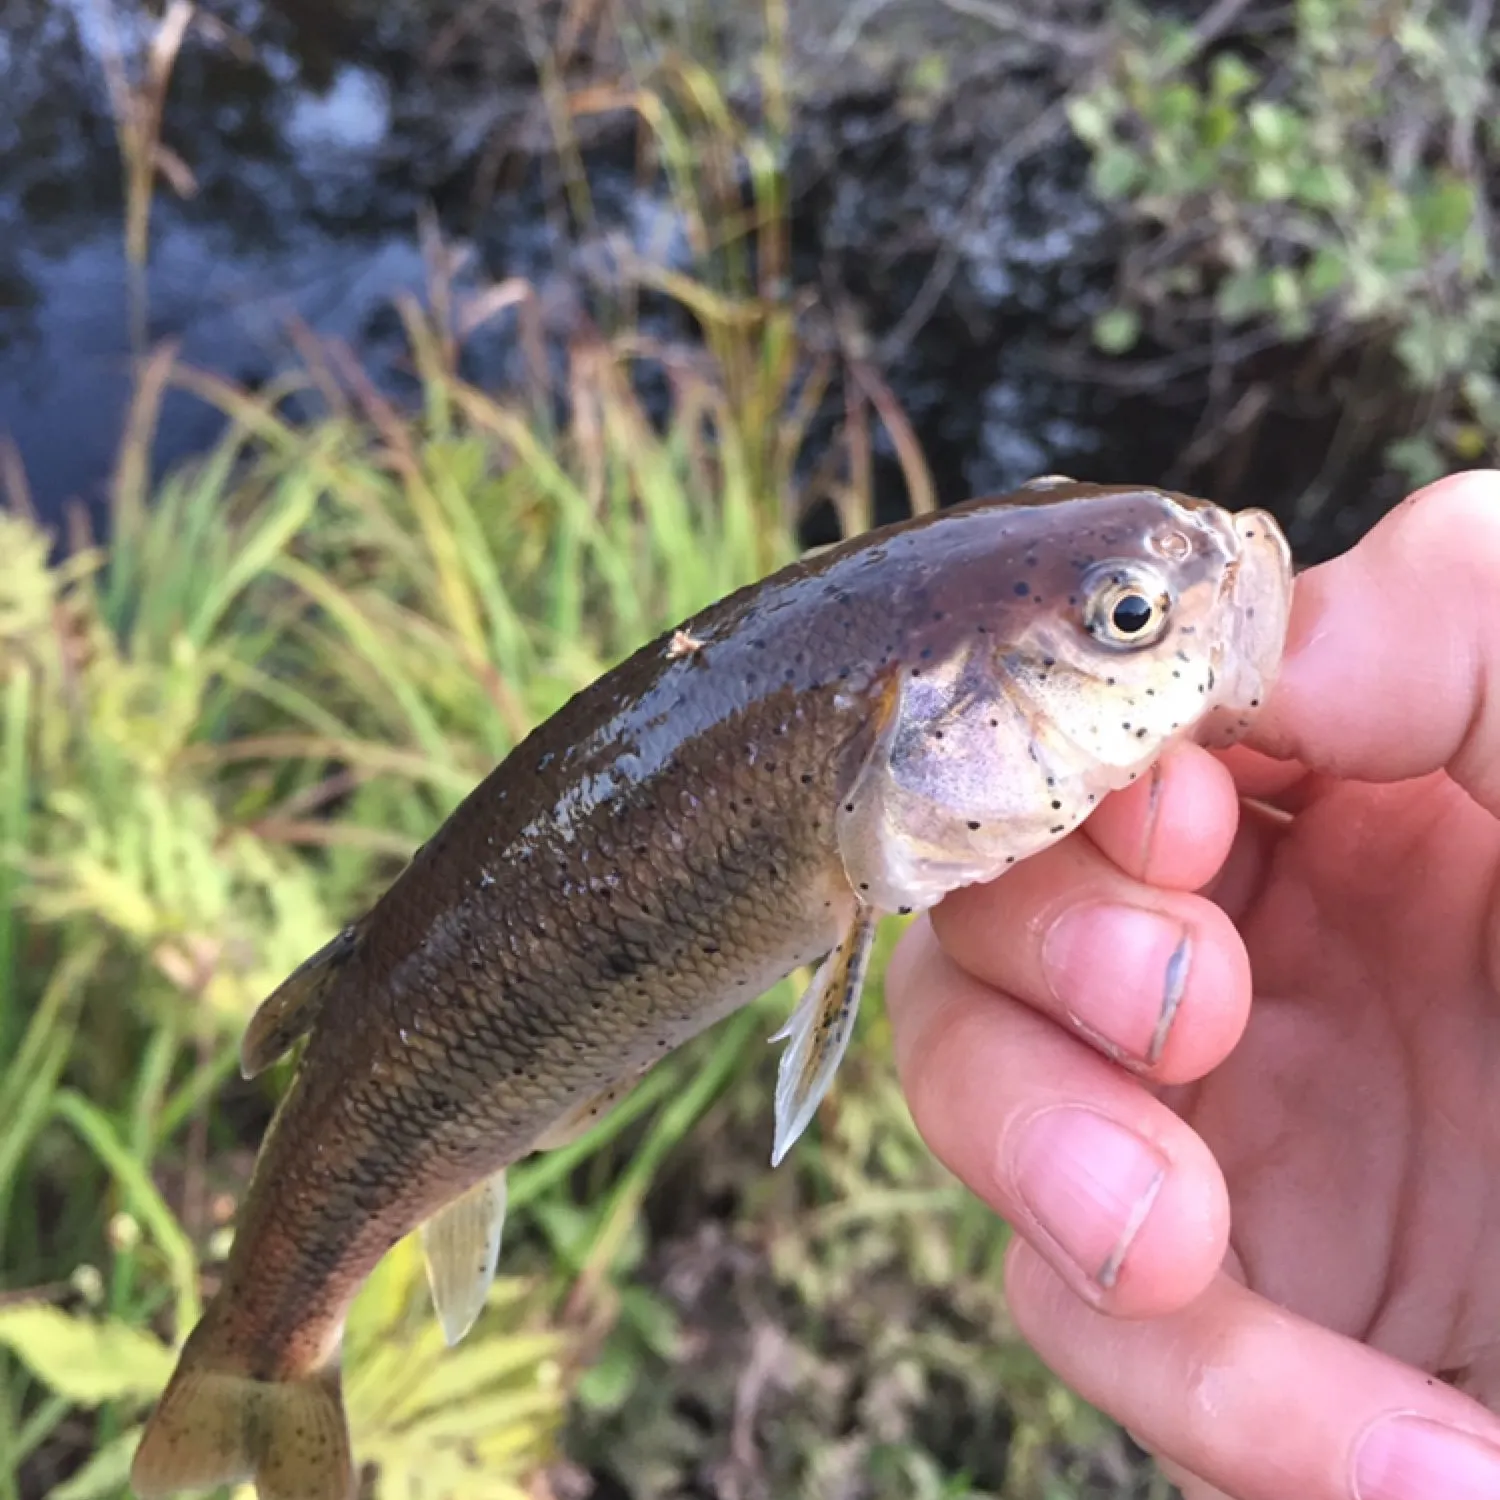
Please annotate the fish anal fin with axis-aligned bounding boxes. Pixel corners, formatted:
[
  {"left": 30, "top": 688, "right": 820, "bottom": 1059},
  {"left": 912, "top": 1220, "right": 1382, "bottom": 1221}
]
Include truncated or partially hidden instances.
[
  {"left": 240, "top": 923, "right": 363, "bottom": 1079},
  {"left": 770, "top": 903, "right": 880, "bottom": 1168},
  {"left": 130, "top": 1300, "right": 353, "bottom": 1500},
  {"left": 532, "top": 1071, "right": 645, "bottom": 1152},
  {"left": 420, "top": 1169, "right": 508, "bottom": 1348}
]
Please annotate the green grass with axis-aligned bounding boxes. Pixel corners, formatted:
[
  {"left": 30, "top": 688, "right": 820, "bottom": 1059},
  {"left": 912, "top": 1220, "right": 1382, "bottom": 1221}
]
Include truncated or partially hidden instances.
[{"left": 0, "top": 9, "right": 1133, "bottom": 1499}]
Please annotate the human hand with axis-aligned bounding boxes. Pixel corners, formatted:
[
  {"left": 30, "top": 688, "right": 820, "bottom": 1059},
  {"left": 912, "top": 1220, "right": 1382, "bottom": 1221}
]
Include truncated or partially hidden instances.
[{"left": 885, "top": 468, "right": 1500, "bottom": 1500}]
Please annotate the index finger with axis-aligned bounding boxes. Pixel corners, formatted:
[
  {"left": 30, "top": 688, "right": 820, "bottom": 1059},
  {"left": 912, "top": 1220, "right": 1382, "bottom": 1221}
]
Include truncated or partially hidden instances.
[{"left": 1246, "top": 468, "right": 1500, "bottom": 815}]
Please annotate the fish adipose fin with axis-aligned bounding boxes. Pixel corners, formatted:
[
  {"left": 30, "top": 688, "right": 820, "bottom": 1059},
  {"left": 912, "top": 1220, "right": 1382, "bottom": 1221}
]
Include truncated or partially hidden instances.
[
  {"left": 130, "top": 1299, "right": 353, "bottom": 1500},
  {"left": 420, "top": 1169, "right": 508, "bottom": 1347},
  {"left": 770, "top": 903, "right": 879, "bottom": 1167},
  {"left": 240, "top": 922, "right": 363, "bottom": 1079}
]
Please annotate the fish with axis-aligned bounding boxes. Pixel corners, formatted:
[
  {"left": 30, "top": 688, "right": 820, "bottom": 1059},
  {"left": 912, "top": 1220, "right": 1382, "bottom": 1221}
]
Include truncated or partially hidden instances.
[{"left": 129, "top": 478, "right": 1293, "bottom": 1500}]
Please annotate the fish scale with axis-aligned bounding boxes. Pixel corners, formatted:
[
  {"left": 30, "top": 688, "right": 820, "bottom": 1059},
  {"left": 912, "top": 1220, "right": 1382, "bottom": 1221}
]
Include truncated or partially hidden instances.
[{"left": 131, "top": 479, "right": 1293, "bottom": 1500}]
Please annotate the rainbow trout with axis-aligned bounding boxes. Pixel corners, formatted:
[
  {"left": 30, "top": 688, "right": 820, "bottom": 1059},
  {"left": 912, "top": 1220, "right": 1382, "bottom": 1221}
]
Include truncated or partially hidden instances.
[{"left": 131, "top": 480, "right": 1292, "bottom": 1500}]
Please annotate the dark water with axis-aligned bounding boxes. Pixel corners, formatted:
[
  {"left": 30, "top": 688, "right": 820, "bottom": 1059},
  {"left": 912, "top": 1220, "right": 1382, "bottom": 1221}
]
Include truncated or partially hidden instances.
[{"left": 0, "top": 0, "right": 1410, "bottom": 558}]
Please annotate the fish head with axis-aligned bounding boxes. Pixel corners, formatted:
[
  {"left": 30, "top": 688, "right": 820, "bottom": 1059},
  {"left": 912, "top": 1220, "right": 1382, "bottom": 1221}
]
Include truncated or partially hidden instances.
[
  {"left": 835, "top": 484, "right": 1294, "bottom": 911},
  {"left": 983, "top": 485, "right": 1294, "bottom": 770}
]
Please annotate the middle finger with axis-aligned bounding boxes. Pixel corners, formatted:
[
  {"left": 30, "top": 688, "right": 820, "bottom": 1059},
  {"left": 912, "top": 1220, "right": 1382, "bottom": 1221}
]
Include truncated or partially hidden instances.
[{"left": 930, "top": 825, "right": 1254, "bottom": 1081}]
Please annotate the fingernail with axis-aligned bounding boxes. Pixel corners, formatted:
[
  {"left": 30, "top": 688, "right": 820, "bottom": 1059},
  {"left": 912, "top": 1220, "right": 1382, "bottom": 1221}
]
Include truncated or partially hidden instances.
[
  {"left": 1355, "top": 1415, "right": 1500, "bottom": 1500},
  {"left": 1011, "top": 1105, "right": 1168, "bottom": 1290},
  {"left": 1043, "top": 905, "right": 1192, "bottom": 1067}
]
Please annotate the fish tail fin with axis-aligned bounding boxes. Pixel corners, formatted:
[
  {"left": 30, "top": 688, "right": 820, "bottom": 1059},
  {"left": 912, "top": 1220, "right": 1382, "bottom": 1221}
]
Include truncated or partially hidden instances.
[{"left": 131, "top": 1302, "right": 354, "bottom": 1500}]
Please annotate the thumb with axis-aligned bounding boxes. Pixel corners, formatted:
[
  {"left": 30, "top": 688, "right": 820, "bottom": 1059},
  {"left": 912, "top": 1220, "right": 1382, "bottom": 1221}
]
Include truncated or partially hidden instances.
[{"left": 1248, "top": 468, "right": 1500, "bottom": 814}]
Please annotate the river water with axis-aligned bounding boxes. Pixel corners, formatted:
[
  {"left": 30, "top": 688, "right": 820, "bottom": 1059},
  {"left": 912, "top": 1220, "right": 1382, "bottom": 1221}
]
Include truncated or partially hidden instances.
[{"left": 0, "top": 0, "right": 1408, "bottom": 559}]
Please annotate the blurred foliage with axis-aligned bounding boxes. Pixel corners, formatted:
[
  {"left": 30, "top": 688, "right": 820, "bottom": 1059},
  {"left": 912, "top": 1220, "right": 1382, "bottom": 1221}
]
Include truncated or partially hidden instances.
[
  {"left": 0, "top": 7, "right": 1092, "bottom": 1500},
  {"left": 1068, "top": 0, "right": 1499, "bottom": 487}
]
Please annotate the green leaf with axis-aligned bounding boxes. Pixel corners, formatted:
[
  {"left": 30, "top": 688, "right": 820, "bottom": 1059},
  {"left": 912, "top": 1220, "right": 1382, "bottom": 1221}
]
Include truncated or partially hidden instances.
[
  {"left": 1065, "top": 95, "right": 1112, "bottom": 147},
  {"left": 0, "top": 1305, "right": 173, "bottom": 1406},
  {"left": 1305, "top": 246, "right": 1350, "bottom": 301},
  {"left": 1292, "top": 163, "right": 1352, "bottom": 211},
  {"left": 1092, "top": 145, "right": 1143, "bottom": 200},
  {"left": 383, "top": 1331, "right": 566, "bottom": 1428},
  {"left": 1199, "top": 102, "right": 1238, "bottom": 151},
  {"left": 1092, "top": 307, "right": 1141, "bottom": 355},
  {"left": 1155, "top": 82, "right": 1200, "bottom": 133},
  {"left": 1217, "top": 267, "right": 1270, "bottom": 324},
  {"left": 1247, "top": 101, "right": 1301, "bottom": 152},
  {"left": 1385, "top": 434, "right": 1447, "bottom": 487},
  {"left": 1415, "top": 177, "right": 1477, "bottom": 245},
  {"left": 575, "top": 1335, "right": 639, "bottom": 1415},
  {"left": 1210, "top": 52, "right": 1257, "bottom": 103},
  {"left": 1252, "top": 160, "right": 1294, "bottom": 201},
  {"left": 907, "top": 52, "right": 949, "bottom": 98}
]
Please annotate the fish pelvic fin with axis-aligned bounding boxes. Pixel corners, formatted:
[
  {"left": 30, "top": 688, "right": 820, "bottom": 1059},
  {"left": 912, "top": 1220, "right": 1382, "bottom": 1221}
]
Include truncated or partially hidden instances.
[
  {"left": 130, "top": 1301, "right": 354, "bottom": 1500},
  {"left": 420, "top": 1168, "right": 508, "bottom": 1348},
  {"left": 241, "top": 922, "right": 364, "bottom": 1079},
  {"left": 770, "top": 902, "right": 880, "bottom": 1168}
]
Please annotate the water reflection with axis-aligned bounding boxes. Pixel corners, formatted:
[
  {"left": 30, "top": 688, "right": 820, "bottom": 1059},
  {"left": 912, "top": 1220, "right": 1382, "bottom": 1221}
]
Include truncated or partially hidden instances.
[
  {"left": 0, "top": 0, "right": 1213, "bottom": 541},
  {"left": 0, "top": 0, "right": 460, "bottom": 519}
]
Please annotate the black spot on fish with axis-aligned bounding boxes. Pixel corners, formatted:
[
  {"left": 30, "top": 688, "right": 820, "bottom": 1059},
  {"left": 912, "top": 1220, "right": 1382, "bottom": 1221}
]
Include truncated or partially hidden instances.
[
  {"left": 967, "top": 820, "right": 981, "bottom": 830},
  {"left": 1013, "top": 580, "right": 1030, "bottom": 596}
]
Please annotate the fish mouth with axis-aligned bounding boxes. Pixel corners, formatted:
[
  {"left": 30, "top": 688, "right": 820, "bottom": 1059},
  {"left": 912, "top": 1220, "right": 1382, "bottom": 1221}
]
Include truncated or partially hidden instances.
[{"left": 1197, "top": 507, "right": 1295, "bottom": 746}]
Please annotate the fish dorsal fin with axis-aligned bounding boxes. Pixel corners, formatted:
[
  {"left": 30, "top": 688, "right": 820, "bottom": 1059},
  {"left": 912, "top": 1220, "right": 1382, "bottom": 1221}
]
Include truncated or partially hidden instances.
[
  {"left": 240, "top": 923, "right": 363, "bottom": 1079},
  {"left": 770, "top": 903, "right": 879, "bottom": 1167},
  {"left": 420, "top": 1169, "right": 509, "bottom": 1348},
  {"left": 531, "top": 1070, "right": 646, "bottom": 1153}
]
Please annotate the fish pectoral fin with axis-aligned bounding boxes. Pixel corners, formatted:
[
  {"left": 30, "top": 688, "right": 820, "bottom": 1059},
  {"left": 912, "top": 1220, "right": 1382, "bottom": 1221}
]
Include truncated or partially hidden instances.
[
  {"left": 770, "top": 903, "right": 880, "bottom": 1168},
  {"left": 240, "top": 922, "right": 364, "bottom": 1079},
  {"left": 531, "top": 1070, "right": 647, "bottom": 1153},
  {"left": 420, "top": 1169, "right": 509, "bottom": 1348}
]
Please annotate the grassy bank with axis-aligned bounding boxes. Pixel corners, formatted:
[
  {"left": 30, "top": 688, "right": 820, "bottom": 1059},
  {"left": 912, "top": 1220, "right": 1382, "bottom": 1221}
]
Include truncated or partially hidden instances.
[
  {"left": 0, "top": 234, "right": 1138, "bottom": 1500},
  {"left": 0, "top": 23, "right": 1139, "bottom": 1497}
]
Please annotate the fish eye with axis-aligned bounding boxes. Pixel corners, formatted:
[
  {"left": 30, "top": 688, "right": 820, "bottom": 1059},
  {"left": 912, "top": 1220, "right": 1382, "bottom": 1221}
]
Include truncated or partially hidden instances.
[{"left": 1082, "top": 564, "right": 1172, "bottom": 649}]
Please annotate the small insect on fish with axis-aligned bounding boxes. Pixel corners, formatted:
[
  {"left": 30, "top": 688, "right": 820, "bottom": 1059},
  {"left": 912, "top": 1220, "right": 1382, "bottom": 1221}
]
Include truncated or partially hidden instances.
[{"left": 130, "top": 479, "right": 1294, "bottom": 1500}]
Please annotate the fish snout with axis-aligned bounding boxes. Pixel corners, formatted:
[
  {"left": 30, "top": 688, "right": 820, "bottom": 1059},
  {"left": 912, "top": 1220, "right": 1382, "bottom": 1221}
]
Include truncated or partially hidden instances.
[{"left": 1196, "top": 508, "right": 1294, "bottom": 746}]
